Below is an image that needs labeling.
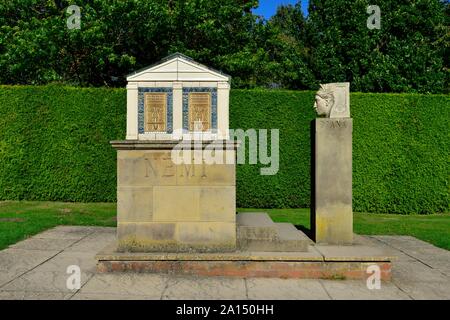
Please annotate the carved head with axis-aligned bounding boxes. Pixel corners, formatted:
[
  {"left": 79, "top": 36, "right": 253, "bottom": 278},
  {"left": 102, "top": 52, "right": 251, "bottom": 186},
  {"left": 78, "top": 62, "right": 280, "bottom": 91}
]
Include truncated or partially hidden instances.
[{"left": 314, "top": 84, "right": 335, "bottom": 117}]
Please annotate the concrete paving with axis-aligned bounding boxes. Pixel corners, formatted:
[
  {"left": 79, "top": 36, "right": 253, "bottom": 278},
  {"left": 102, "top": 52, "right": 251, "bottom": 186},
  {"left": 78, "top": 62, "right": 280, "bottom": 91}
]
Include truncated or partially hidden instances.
[{"left": 0, "top": 226, "right": 449, "bottom": 300}]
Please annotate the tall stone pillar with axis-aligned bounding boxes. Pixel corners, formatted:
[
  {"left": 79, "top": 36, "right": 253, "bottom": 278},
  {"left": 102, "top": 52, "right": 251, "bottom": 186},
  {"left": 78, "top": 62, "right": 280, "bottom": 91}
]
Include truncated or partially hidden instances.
[
  {"left": 311, "top": 83, "right": 353, "bottom": 245},
  {"left": 313, "top": 119, "right": 353, "bottom": 244}
]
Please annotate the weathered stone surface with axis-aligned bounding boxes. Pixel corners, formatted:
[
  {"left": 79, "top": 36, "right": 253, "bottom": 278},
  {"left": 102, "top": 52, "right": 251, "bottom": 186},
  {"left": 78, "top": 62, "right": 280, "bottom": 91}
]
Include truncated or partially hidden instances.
[
  {"left": 152, "top": 186, "right": 201, "bottom": 221},
  {"left": 313, "top": 118, "right": 353, "bottom": 244},
  {"left": 373, "top": 235, "right": 447, "bottom": 251},
  {"left": 8, "top": 238, "right": 77, "bottom": 251},
  {"left": 425, "top": 259, "right": 450, "bottom": 277},
  {"left": 175, "top": 160, "right": 235, "bottom": 186},
  {"left": 33, "top": 226, "right": 96, "bottom": 240},
  {"left": 115, "top": 146, "right": 237, "bottom": 252},
  {"left": 236, "top": 212, "right": 278, "bottom": 241},
  {"left": 199, "top": 187, "right": 235, "bottom": 222},
  {"left": 236, "top": 213, "right": 311, "bottom": 252},
  {"left": 0, "top": 249, "right": 60, "bottom": 274},
  {"left": 176, "top": 222, "right": 236, "bottom": 250},
  {"left": 117, "top": 186, "right": 153, "bottom": 223},
  {"left": 35, "top": 251, "right": 98, "bottom": 273},
  {"left": 117, "top": 150, "right": 177, "bottom": 186},
  {"left": 97, "top": 235, "right": 392, "bottom": 280},
  {"left": 70, "top": 293, "right": 152, "bottom": 300},
  {"left": 320, "top": 280, "right": 410, "bottom": 300},
  {"left": 237, "top": 224, "right": 311, "bottom": 252},
  {"left": 117, "top": 222, "right": 177, "bottom": 252},
  {"left": 117, "top": 221, "right": 236, "bottom": 252},
  {"left": 162, "top": 277, "right": 246, "bottom": 300},
  {"left": 246, "top": 278, "right": 330, "bottom": 300},
  {"left": 97, "top": 260, "right": 392, "bottom": 280},
  {"left": 313, "top": 82, "right": 350, "bottom": 118},
  {"left": 314, "top": 245, "right": 395, "bottom": 262},
  {"left": 79, "top": 273, "right": 167, "bottom": 299},
  {"left": 2, "top": 227, "right": 449, "bottom": 300},
  {"left": 1, "top": 270, "right": 93, "bottom": 293},
  {"left": 0, "top": 291, "right": 72, "bottom": 300},
  {"left": 117, "top": 149, "right": 235, "bottom": 187},
  {"left": 391, "top": 260, "right": 449, "bottom": 283},
  {"left": 275, "top": 223, "right": 312, "bottom": 251},
  {"left": 64, "top": 232, "right": 116, "bottom": 253},
  {"left": 371, "top": 235, "right": 450, "bottom": 264},
  {"left": 96, "top": 242, "right": 324, "bottom": 261},
  {"left": 393, "top": 280, "right": 450, "bottom": 300}
]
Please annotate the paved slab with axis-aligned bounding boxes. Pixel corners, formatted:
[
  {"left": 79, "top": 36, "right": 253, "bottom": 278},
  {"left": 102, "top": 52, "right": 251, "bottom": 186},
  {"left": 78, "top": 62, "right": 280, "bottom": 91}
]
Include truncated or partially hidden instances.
[
  {"left": 319, "top": 280, "right": 411, "bottom": 300},
  {"left": 0, "top": 291, "right": 72, "bottom": 300},
  {"left": 162, "top": 276, "right": 247, "bottom": 300},
  {"left": 33, "top": 226, "right": 97, "bottom": 240},
  {"left": 313, "top": 245, "right": 395, "bottom": 261},
  {"left": 1, "top": 269, "right": 94, "bottom": 293},
  {"left": 0, "top": 249, "right": 60, "bottom": 275},
  {"left": 246, "top": 278, "right": 330, "bottom": 300},
  {"left": 0, "top": 226, "right": 449, "bottom": 300},
  {"left": 8, "top": 238, "right": 79, "bottom": 251},
  {"left": 79, "top": 273, "right": 167, "bottom": 299}
]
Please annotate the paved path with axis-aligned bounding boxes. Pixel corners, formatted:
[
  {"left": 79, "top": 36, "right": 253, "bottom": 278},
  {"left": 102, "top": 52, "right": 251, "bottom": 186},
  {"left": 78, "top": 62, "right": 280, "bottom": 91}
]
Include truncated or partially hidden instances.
[{"left": 0, "top": 226, "right": 449, "bottom": 300}]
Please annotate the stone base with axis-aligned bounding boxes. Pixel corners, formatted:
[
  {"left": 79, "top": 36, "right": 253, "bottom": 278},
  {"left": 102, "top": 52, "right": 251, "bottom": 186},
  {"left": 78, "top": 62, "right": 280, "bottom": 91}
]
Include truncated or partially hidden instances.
[
  {"left": 113, "top": 140, "right": 238, "bottom": 253},
  {"left": 96, "top": 239, "right": 394, "bottom": 280}
]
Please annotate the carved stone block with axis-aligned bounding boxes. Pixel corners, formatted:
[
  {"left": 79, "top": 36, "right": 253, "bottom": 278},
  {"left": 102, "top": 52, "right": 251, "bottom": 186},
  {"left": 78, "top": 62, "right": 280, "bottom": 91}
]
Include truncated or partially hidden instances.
[{"left": 314, "top": 83, "right": 350, "bottom": 118}]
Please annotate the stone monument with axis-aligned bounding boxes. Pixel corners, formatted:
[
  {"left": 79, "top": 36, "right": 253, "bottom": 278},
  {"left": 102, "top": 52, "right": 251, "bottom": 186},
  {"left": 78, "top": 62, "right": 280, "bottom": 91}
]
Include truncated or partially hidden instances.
[
  {"left": 98, "top": 63, "right": 392, "bottom": 281},
  {"left": 112, "top": 53, "right": 238, "bottom": 252},
  {"left": 312, "top": 83, "right": 353, "bottom": 244}
]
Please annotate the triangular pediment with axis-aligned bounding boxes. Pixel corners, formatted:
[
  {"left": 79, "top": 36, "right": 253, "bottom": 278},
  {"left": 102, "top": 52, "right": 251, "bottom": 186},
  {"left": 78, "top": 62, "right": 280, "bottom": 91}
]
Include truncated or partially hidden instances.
[{"left": 127, "top": 53, "right": 230, "bottom": 82}]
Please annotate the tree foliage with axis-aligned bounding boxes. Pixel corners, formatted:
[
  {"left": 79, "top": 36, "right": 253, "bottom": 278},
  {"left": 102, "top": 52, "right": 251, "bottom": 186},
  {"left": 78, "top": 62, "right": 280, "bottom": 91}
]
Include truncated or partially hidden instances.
[
  {"left": 307, "top": 0, "right": 448, "bottom": 93},
  {"left": 0, "top": 0, "right": 448, "bottom": 92}
]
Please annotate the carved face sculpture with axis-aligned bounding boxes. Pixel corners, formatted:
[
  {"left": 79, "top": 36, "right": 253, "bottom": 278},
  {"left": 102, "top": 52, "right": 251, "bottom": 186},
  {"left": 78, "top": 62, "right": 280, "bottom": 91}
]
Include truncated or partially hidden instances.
[{"left": 313, "top": 86, "right": 334, "bottom": 117}]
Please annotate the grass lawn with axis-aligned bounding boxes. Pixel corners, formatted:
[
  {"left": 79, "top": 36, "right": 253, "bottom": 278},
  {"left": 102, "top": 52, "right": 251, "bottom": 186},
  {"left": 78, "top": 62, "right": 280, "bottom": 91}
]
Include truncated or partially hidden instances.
[{"left": 0, "top": 201, "right": 449, "bottom": 251}]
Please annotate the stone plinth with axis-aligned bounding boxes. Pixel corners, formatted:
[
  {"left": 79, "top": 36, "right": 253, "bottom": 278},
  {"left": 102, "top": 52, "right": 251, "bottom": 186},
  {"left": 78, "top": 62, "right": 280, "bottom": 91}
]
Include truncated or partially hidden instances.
[
  {"left": 313, "top": 119, "right": 353, "bottom": 245},
  {"left": 112, "top": 140, "right": 238, "bottom": 253},
  {"left": 96, "top": 239, "right": 394, "bottom": 280}
]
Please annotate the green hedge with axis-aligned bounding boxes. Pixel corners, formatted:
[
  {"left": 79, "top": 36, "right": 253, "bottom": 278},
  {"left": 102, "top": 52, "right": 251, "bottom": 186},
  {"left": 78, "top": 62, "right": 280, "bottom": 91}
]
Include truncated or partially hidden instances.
[{"left": 0, "top": 85, "right": 448, "bottom": 214}]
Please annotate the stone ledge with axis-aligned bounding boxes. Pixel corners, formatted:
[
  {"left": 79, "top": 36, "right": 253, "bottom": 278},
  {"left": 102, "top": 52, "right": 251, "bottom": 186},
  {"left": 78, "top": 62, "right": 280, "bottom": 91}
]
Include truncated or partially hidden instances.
[
  {"left": 111, "top": 140, "right": 240, "bottom": 150},
  {"left": 96, "top": 241, "right": 394, "bottom": 280},
  {"left": 315, "top": 245, "right": 397, "bottom": 262},
  {"left": 96, "top": 242, "right": 324, "bottom": 261},
  {"left": 96, "top": 260, "right": 392, "bottom": 281}
]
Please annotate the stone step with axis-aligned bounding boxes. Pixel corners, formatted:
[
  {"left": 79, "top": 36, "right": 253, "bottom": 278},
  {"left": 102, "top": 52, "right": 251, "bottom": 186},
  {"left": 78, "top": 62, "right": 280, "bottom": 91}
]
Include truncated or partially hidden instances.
[
  {"left": 236, "top": 212, "right": 311, "bottom": 252},
  {"left": 237, "top": 224, "right": 310, "bottom": 252},
  {"left": 236, "top": 212, "right": 279, "bottom": 241},
  {"left": 275, "top": 223, "right": 312, "bottom": 252}
]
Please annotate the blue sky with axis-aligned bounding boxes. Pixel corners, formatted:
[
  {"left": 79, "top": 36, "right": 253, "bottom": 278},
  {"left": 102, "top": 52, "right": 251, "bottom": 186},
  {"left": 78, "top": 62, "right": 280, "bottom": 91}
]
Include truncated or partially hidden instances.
[{"left": 253, "top": 0, "right": 309, "bottom": 19}]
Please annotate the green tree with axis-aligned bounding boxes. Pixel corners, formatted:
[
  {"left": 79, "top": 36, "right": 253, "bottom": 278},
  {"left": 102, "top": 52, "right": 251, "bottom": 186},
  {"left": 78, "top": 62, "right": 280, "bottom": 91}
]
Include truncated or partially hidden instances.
[
  {"left": 262, "top": 3, "right": 316, "bottom": 89},
  {"left": 306, "top": 0, "right": 448, "bottom": 93},
  {"left": 0, "top": 0, "right": 262, "bottom": 87},
  {"left": 0, "top": 0, "right": 447, "bottom": 92}
]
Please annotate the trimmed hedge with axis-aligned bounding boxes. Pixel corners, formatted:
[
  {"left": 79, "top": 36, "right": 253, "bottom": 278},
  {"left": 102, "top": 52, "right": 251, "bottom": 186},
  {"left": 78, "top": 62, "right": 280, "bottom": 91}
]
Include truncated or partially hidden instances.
[
  {"left": 0, "top": 85, "right": 448, "bottom": 214},
  {"left": 0, "top": 85, "right": 124, "bottom": 203}
]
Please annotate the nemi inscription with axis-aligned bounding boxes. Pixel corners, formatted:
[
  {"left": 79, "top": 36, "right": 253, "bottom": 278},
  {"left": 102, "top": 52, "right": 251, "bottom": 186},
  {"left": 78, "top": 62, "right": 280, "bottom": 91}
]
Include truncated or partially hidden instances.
[{"left": 144, "top": 155, "right": 207, "bottom": 179}]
